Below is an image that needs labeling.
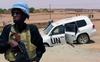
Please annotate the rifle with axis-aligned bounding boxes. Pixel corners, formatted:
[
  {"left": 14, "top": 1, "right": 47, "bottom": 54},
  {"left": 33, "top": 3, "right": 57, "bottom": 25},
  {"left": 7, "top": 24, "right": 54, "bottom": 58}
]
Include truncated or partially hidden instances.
[{"left": 10, "top": 30, "right": 32, "bottom": 62}]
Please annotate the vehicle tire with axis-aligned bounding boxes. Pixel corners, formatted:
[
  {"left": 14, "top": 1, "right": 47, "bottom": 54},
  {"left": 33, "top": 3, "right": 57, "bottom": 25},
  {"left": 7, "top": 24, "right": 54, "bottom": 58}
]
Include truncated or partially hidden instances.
[
  {"left": 44, "top": 43, "right": 49, "bottom": 47},
  {"left": 77, "top": 34, "right": 89, "bottom": 44}
]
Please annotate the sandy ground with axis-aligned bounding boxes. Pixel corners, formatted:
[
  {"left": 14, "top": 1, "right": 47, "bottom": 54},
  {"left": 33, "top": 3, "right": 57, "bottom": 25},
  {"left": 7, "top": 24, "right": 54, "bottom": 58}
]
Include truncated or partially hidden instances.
[
  {"left": 0, "top": 12, "right": 100, "bottom": 62},
  {"left": 0, "top": 12, "right": 100, "bottom": 25}
]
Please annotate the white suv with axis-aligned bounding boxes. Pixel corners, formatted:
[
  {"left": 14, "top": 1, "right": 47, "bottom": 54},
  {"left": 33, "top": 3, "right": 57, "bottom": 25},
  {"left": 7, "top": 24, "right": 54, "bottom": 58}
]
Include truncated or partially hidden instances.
[{"left": 41, "top": 16, "right": 96, "bottom": 47}]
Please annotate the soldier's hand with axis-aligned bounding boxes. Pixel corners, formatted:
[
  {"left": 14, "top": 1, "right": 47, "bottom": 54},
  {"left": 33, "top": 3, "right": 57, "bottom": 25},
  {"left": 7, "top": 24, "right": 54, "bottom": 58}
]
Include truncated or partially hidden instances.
[{"left": 8, "top": 40, "right": 19, "bottom": 49}]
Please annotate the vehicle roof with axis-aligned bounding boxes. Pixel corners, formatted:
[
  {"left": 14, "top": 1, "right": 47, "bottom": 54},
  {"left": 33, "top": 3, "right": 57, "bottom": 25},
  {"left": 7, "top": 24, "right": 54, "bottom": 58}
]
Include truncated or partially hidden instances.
[{"left": 51, "top": 16, "right": 89, "bottom": 26}]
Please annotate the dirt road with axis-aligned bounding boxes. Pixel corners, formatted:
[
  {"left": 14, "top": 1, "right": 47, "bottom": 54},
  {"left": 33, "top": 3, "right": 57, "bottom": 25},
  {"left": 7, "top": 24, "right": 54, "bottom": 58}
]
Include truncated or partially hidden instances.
[{"left": 0, "top": 20, "right": 100, "bottom": 62}]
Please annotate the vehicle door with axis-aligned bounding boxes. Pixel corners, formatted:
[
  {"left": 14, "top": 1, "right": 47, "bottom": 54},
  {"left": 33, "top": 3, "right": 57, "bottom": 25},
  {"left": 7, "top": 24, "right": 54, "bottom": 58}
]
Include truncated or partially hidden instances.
[
  {"left": 65, "top": 22, "right": 77, "bottom": 44},
  {"left": 50, "top": 25, "right": 66, "bottom": 46}
]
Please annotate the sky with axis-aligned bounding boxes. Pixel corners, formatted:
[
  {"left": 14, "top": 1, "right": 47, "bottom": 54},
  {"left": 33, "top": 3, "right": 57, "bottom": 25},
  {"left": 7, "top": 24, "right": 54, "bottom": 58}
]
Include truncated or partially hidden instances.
[{"left": 0, "top": 0, "right": 100, "bottom": 9}]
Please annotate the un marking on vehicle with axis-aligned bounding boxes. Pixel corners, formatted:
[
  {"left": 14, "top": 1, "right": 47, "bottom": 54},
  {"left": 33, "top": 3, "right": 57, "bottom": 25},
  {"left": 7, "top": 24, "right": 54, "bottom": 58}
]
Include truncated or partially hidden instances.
[{"left": 51, "top": 38, "right": 61, "bottom": 44}]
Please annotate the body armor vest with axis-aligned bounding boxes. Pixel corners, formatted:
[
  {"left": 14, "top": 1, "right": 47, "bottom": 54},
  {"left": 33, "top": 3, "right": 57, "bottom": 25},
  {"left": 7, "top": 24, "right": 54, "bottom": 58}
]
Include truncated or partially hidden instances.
[{"left": 4, "top": 25, "right": 37, "bottom": 61}]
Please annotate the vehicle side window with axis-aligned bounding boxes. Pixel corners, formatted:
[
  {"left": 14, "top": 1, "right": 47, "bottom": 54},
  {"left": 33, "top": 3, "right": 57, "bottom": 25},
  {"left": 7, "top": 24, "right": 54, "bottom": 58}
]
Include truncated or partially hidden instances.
[
  {"left": 52, "top": 25, "right": 64, "bottom": 35},
  {"left": 76, "top": 20, "right": 87, "bottom": 28},
  {"left": 65, "top": 22, "right": 75, "bottom": 32}
]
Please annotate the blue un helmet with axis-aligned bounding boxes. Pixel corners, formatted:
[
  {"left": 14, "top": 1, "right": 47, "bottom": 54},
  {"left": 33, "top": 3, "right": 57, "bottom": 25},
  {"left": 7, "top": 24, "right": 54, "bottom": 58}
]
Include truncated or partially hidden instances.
[{"left": 11, "top": 1, "right": 29, "bottom": 19}]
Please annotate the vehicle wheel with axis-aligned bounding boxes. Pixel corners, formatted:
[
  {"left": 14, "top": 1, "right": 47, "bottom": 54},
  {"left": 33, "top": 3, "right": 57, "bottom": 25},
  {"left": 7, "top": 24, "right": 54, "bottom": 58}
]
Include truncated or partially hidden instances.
[
  {"left": 44, "top": 43, "right": 49, "bottom": 47},
  {"left": 77, "top": 34, "right": 89, "bottom": 44}
]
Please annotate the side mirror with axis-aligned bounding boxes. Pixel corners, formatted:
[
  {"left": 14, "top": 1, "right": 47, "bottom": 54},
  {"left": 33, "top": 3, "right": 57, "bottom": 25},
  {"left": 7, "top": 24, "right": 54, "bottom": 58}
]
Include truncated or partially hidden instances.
[{"left": 48, "top": 20, "right": 53, "bottom": 25}]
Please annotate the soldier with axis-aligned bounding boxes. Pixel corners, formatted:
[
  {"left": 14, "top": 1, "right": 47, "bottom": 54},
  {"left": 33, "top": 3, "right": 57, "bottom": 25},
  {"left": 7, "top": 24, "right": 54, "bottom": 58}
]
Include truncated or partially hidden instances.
[{"left": 0, "top": 1, "right": 45, "bottom": 62}]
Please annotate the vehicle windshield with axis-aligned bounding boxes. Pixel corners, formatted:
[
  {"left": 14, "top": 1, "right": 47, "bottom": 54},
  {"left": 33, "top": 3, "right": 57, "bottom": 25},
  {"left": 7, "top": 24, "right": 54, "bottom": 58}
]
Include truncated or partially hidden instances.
[{"left": 44, "top": 24, "right": 53, "bottom": 34}]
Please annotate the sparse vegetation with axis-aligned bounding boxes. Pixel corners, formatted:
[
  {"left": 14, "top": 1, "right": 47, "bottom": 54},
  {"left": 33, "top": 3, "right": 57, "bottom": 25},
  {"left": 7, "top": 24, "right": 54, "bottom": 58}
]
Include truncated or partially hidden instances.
[
  {"left": 98, "top": 10, "right": 100, "bottom": 12},
  {"left": 8, "top": 8, "right": 11, "bottom": 11},
  {"left": 0, "top": 8, "right": 4, "bottom": 13},
  {"left": 0, "top": 7, "right": 100, "bottom": 14},
  {"left": 29, "top": 7, "right": 35, "bottom": 13},
  {"left": 42, "top": 8, "right": 48, "bottom": 11}
]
